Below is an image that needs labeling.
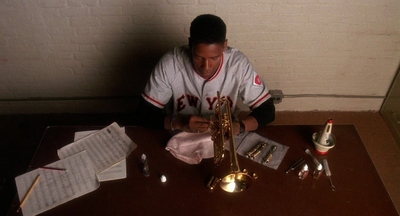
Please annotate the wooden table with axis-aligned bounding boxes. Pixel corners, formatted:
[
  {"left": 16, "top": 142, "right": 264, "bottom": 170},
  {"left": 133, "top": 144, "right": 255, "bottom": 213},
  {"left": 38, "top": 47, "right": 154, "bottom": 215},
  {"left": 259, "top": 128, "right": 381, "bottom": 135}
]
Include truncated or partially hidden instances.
[{"left": 8, "top": 125, "right": 398, "bottom": 216}]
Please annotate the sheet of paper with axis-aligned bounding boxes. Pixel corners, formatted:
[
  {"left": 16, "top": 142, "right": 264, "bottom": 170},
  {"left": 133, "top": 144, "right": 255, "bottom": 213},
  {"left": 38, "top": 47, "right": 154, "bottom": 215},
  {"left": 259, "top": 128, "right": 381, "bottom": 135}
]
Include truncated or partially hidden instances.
[
  {"left": 15, "top": 151, "right": 99, "bottom": 216},
  {"left": 235, "top": 132, "right": 289, "bottom": 170},
  {"left": 74, "top": 129, "right": 126, "bottom": 182},
  {"left": 57, "top": 122, "right": 136, "bottom": 173}
]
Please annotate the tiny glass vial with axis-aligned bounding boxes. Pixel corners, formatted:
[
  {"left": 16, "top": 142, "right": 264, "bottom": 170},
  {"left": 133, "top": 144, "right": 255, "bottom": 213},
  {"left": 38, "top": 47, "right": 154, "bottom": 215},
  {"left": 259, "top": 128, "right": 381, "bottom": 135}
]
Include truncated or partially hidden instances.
[
  {"left": 141, "top": 154, "right": 150, "bottom": 177},
  {"left": 313, "top": 164, "right": 323, "bottom": 179},
  {"left": 298, "top": 164, "right": 309, "bottom": 180},
  {"left": 143, "top": 163, "right": 150, "bottom": 177}
]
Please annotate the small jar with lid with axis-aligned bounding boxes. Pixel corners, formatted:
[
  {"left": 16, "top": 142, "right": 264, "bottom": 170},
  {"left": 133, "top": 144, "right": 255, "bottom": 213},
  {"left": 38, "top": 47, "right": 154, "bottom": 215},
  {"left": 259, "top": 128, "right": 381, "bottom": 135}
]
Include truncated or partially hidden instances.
[{"left": 298, "top": 164, "right": 309, "bottom": 180}]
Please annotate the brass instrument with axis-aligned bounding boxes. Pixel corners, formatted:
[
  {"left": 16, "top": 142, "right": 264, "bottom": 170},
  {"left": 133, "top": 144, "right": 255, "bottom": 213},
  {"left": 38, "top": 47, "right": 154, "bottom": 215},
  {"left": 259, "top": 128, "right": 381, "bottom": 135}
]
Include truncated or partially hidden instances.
[{"left": 209, "top": 91, "right": 253, "bottom": 193}]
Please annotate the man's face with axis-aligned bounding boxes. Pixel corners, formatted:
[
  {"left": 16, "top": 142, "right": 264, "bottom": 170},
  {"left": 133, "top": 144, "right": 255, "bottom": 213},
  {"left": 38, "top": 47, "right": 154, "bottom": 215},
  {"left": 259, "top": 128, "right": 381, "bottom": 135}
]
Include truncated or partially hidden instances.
[{"left": 191, "top": 42, "right": 227, "bottom": 79}]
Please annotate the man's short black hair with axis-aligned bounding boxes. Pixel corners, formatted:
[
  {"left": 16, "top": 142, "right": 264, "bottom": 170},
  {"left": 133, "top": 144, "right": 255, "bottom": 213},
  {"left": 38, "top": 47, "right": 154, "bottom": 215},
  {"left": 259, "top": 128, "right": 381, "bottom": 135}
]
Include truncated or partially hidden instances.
[{"left": 190, "top": 14, "right": 226, "bottom": 46}]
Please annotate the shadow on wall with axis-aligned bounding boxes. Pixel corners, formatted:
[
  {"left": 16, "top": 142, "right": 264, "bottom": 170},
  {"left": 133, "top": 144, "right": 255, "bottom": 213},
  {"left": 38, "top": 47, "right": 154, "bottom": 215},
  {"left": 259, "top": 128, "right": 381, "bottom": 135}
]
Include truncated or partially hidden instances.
[{"left": 99, "top": 15, "right": 181, "bottom": 101}]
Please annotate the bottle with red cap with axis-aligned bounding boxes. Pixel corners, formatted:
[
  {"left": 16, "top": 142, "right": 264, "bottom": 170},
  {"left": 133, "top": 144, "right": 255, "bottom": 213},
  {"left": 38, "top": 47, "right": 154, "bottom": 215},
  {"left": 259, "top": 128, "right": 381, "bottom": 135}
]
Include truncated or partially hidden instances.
[{"left": 317, "top": 118, "right": 333, "bottom": 145}]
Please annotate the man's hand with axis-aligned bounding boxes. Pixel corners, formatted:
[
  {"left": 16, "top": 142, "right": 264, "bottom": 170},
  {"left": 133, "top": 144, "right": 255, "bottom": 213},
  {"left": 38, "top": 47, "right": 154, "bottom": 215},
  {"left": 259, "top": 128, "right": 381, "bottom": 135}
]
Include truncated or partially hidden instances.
[
  {"left": 184, "top": 115, "right": 210, "bottom": 133},
  {"left": 170, "top": 114, "right": 210, "bottom": 133}
]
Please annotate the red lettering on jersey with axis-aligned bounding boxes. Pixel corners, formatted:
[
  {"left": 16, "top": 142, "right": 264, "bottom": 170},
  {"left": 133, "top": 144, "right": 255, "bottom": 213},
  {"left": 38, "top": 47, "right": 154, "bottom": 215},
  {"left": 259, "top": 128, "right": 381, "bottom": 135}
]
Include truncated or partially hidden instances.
[
  {"left": 176, "top": 95, "right": 186, "bottom": 112},
  {"left": 186, "top": 94, "right": 199, "bottom": 107},
  {"left": 254, "top": 74, "right": 262, "bottom": 86},
  {"left": 207, "top": 95, "right": 234, "bottom": 110},
  {"left": 206, "top": 97, "right": 217, "bottom": 110}
]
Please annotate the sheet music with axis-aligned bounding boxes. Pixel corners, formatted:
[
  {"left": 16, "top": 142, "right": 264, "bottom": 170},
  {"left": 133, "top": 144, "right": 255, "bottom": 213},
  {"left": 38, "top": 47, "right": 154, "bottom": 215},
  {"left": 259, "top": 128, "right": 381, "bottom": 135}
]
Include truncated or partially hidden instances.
[
  {"left": 96, "top": 161, "right": 126, "bottom": 181},
  {"left": 74, "top": 129, "right": 127, "bottom": 182},
  {"left": 57, "top": 122, "right": 136, "bottom": 173},
  {"left": 15, "top": 151, "right": 99, "bottom": 216}
]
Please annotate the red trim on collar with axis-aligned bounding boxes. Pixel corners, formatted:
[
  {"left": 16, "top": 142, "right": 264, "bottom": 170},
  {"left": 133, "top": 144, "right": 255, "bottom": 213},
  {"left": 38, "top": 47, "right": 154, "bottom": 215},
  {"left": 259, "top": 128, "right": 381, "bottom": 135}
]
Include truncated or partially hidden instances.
[{"left": 206, "top": 54, "right": 224, "bottom": 82}]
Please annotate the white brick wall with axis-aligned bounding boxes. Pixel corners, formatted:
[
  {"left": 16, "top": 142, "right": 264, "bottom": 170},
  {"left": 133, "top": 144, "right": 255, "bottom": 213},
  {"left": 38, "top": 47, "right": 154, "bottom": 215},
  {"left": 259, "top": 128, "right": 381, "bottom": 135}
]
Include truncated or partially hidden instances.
[{"left": 0, "top": 0, "right": 399, "bottom": 113}]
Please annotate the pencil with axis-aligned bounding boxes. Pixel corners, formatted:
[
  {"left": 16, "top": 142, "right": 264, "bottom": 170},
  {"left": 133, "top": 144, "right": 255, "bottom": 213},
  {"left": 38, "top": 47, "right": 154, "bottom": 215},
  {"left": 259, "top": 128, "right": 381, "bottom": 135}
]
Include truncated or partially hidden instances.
[{"left": 17, "top": 174, "right": 41, "bottom": 212}]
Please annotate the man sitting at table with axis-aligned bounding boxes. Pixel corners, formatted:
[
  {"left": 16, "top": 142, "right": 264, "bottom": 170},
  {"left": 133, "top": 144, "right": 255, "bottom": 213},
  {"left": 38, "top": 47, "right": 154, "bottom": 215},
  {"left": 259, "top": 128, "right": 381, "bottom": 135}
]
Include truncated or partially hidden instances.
[{"left": 138, "top": 14, "right": 275, "bottom": 136}]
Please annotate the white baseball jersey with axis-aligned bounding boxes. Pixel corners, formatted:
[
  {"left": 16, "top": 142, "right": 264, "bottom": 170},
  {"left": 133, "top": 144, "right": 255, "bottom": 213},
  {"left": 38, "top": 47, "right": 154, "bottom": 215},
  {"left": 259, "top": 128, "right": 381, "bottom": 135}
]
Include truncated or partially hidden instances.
[{"left": 142, "top": 45, "right": 271, "bottom": 117}]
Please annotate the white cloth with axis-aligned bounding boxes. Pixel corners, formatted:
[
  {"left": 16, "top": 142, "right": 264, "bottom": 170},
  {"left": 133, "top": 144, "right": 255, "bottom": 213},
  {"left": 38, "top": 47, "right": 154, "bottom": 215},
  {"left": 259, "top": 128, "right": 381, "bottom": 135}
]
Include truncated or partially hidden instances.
[{"left": 165, "top": 132, "right": 214, "bottom": 164}]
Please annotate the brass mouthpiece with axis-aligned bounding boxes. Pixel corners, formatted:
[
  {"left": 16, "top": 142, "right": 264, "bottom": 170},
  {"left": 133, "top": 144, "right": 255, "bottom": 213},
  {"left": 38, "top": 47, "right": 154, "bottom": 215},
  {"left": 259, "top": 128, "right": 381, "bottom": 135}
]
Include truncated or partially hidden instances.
[
  {"left": 262, "top": 145, "right": 277, "bottom": 164},
  {"left": 246, "top": 142, "right": 268, "bottom": 160}
]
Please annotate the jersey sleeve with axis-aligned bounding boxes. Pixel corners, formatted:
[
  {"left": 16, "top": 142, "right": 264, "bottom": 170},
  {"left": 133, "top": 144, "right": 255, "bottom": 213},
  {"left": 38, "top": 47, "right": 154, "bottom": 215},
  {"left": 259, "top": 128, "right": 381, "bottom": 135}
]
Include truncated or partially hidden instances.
[
  {"left": 142, "top": 51, "right": 176, "bottom": 109},
  {"left": 236, "top": 52, "right": 271, "bottom": 110}
]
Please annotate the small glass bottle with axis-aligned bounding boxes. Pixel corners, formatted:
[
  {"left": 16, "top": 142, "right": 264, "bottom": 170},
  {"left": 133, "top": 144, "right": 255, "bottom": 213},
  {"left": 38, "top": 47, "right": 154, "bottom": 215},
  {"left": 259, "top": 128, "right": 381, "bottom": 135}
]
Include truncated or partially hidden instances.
[
  {"left": 298, "top": 164, "right": 309, "bottom": 180},
  {"left": 141, "top": 154, "right": 150, "bottom": 177},
  {"left": 313, "top": 164, "right": 323, "bottom": 179}
]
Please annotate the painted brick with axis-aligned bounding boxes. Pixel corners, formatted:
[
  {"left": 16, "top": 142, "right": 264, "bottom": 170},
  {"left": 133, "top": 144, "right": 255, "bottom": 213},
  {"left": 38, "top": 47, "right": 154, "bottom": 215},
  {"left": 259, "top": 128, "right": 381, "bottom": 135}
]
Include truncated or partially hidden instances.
[
  {"left": 67, "top": 0, "right": 98, "bottom": 7},
  {"left": 76, "top": 27, "right": 92, "bottom": 35},
  {"left": 83, "top": 0, "right": 98, "bottom": 6},
  {"left": 187, "top": 5, "right": 216, "bottom": 15},
  {"left": 49, "top": 44, "right": 79, "bottom": 52},
  {"left": 53, "top": 53, "right": 75, "bottom": 60},
  {"left": 70, "top": 17, "right": 100, "bottom": 27},
  {"left": 100, "top": 16, "right": 131, "bottom": 26},
  {"left": 81, "top": 60, "right": 110, "bottom": 68},
  {"left": 155, "top": 5, "right": 186, "bottom": 15},
  {"left": 69, "top": 35, "right": 99, "bottom": 44},
  {"left": 55, "top": 60, "right": 82, "bottom": 68},
  {"left": 121, "top": 5, "right": 154, "bottom": 15},
  {"left": 43, "top": 17, "right": 70, "bottom": 27},
  {"left": 39, "top": 0, "right": 68, "bottom": 8},
  {"left": 167, "top": 0, "right": 197, "bottom": 4},
  {"left": 73, "top": 68, "right": 99, "bottom": 75},
  {"left": 79, "top": 45, "right": 97, "bottom": 52},
  {"left": 74, "top": 52, "right": 104, "bottom": 61},
  {"left": 47, "top": 27, "right": 76, "bottom": 36},
  {"left": 59, "top": 8, "right": 89, "bottom": 17},
  {"left": 271, "top": 4, "right": 302, "bottom": 14},
  {"left": 91, "top": 7, "right": 123, "bottom": 16},
  {"left": 51, "top": 36, "right": 69, "bottom": 44},
  {"left": 67, "top": 0, "right": 84, "bottom": 7},
  {"left": 100, "top": 0, "right": 130, "bottom": 6},
  {"left": 198, "top": 0, "right": 215, "bottom": 4}
]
